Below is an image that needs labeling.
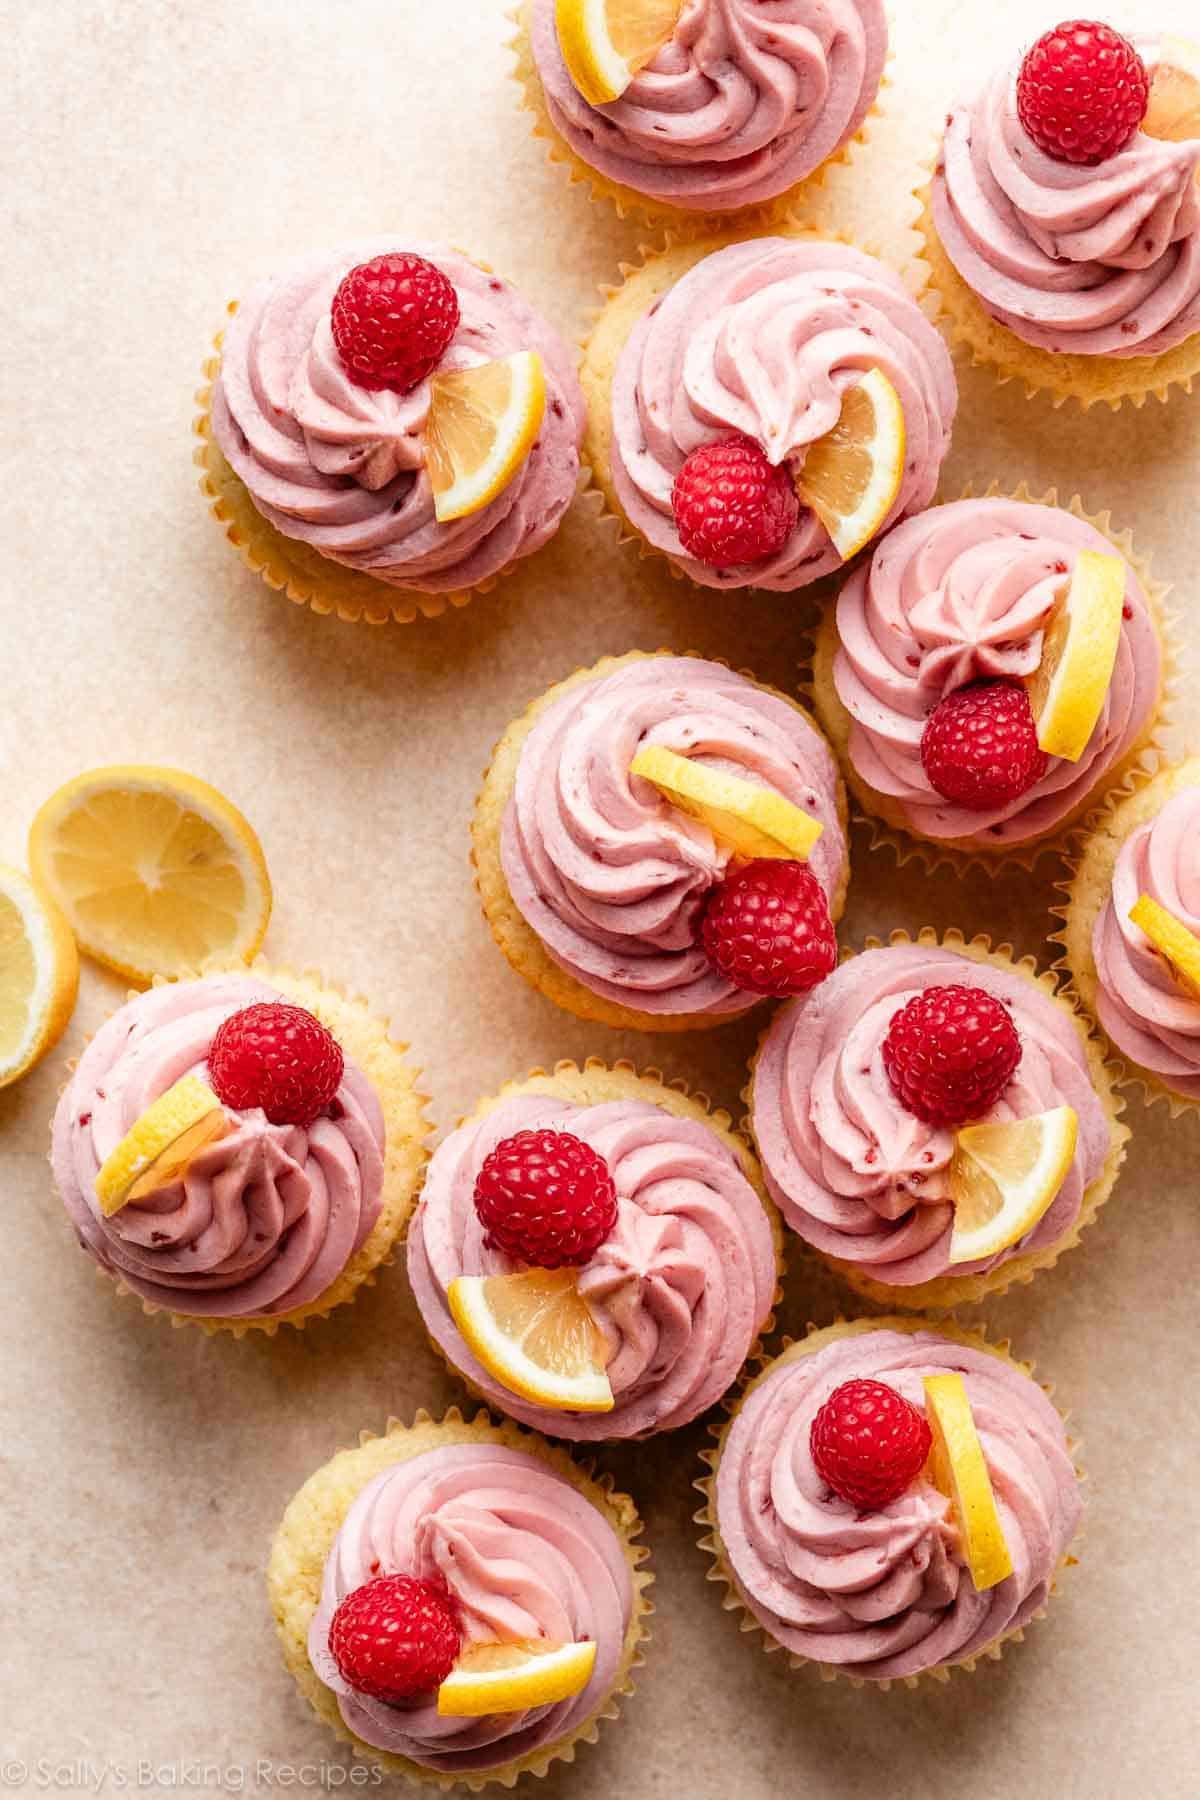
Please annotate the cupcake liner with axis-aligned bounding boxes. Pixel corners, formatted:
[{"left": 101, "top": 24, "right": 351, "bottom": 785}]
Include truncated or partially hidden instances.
[
  {"left": 806, "top": 480, "right": 1179, "bottom": 880},
  {"left": 915, "top": 178, "right": 1200, "bottom": 412},
  {"left": 267, "top": 1405, "right": 654, "bottom": 1791},
  {"left": 52, "top": 959, "right": 432, "bottom": 1338},
  {"left": 743, "top": 925, "right": 1129, "bottom": 1313},
  {"left": 472, "top": 647, "right": 850, "bottom": 1033},
  {"left": 694, "top": 1314, "right": 1084, "bottom": 1691}
]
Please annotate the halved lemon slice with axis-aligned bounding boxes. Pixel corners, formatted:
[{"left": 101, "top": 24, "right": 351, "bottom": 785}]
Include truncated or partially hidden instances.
[
  {"left": 1025, "top": 550, "right": 1126, "bottom": 763},
  {"left": 94, "top": 1074, "right": 230, "bottom": 1217},
  {"left": 426, "top": 351, "right": 546, "bottom": 523},
  {"left": 28, "top": 766, "right": 272, "bottom": 986},
  {"left": 438, "top": 1639, "right": 597, "bottom": 1717},
  {"left": 923, "top": 1373, "right": 1013, "bottom": 1592},
  {"left": 793, "top": 368, "right": 906, "bottom": 561},
  {"left": 629, "top": 745, "right": 823, "bottom": 862},
  {"left": 555, "top": 0, "right": 683, "bottom": 106},
  {"left": 947, "top": 1105, "right": 1077, "bottom": 1266},
  {"left": 1143, "top": 37, "right": 1200, "bottom": 142},
  {"left": 1129, "top": 893, "right": 1200, "bottom": 1000},
  {"left": 0, "top": 863, "right": 79, "bottom": 1089},
  {"left": 447, "top": 1268, "right": 614, "bottom": 1412}
]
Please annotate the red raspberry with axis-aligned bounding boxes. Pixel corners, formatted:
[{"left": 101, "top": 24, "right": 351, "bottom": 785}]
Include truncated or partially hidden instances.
[
  {"left": 329, "top": 1574, "right": 460, "bottom": 1703},
  {"left": 920, "top": 680, "right": 1048, "bottom": 812},
  {"left": 882, "top": 983, "right": 1022, "bottom": 1127},
  {"left": 671, "top": 435, "right": 799, "bottom": 569},
  {"left": 810, "top": 1379, "right": 933, "bottom": 1511},
  {"left": 473, "top": 1129, "right": 619, "bottom": 1268},
  {"left": 1016, "top": 20, "right": 1148, "bottom": 166},
  {"left": 208, "top": 1001, "right": 344, "bottom": 1128},
  {"left": 330, "top": 252, "right": 460, "bottom": 393},
  {"left": 701, "top": 859, "right": 837, "bottom": 998}
]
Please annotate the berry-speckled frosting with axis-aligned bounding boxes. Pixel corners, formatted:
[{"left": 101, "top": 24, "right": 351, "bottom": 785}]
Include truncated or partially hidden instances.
[
  {"left": 831, "top": 498, "right": 1162, "bottom": 848},
  {"left": 51, "top": 974, "right": 384, "bottom": 1320},
  {"left": 211, "top": 242, "right": 585, "bottom": 592},
  {"left": 500, "top": 655, "right": 848, "bottom": 1018},
  {"left": 932, "top": 36, "right": 1200, "bottom": 357},
  {"left": 1092, "top": 780, "right": 1200, "bottom": 1099},
  {"left": 408, "top": 1089, "right": 777, "bottom": 1439},
  {"left": 751, "top": 943, "right": 1110, "bottom": 1287},
  {"left": 308, "top": 1440, "right": 633, "bottom": 1774},
  {"left": 530, "top": 0, "right": 887, "bottom": 213},
  {"left": 610, "top": 239, "right": 956, "bottom": 589},
  {"left": 713, "top": 1325, "right": 1081, "bottom": 1680}
]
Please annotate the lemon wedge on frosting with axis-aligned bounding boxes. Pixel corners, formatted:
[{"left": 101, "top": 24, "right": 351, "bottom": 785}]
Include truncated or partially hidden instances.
[
  {"left": 923, "top": 1373, "right": 1013, "bottom": 1592},
  {"left": 1025, "top": 550, "right": 1126, "bottom": 763},
  {"left": 448, "top": 1268, "right": 614, "bottom": 1413},
  {"left": 947, "top": 1106, "right": 1077, "bottom": 1266},
  {"left": 793, "top": 368, "right": 906, "bottom": 561},
  {"left": 1129, "top": 894, "right": 1200, "bottom": 1000},
  {"left": 629, "top": 745, "right": 823, "bottom": 863},
  {"left": 438, "top": 1639, "right": 597, "bottom": 1717},
  {"left": 0, "top": 863, "right": 79, "bottom": 1090},
  {"left": 94, "top": 1075, "right": 230, "bottom": 1218},
  {"left": 426, "top": 352, "right": 545, "bottom": 523},
  {"left": 555, "top": 0, "right": 683, "bottom": 106},
  {"left": 1143, "top": 37, "right": 1200, "bottom": 142}
]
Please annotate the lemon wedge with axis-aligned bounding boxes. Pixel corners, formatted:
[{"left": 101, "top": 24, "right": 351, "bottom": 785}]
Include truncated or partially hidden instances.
[
  {"left": 426, "top": 351, "right": 546, "bottom": 523},
  {"left": 629, "top": 745, "right": 823, "bottom": 862},
  {"left": 438, "top": 1639, "right": 597, "bottom": 1717},
  {"left": 555, "top": 0, "right": 683, "bottom": 106},
  {"left": 448, "top": 1268, "right": 614, "bottom": 1413},
  {"left": 793, "top": 368, "right": 906, "bottom": 561},
  {"left": 94, "top": 1074, "right": 230, "bottom": 1217},
  {"left": 1143, "top": 37, "right": 1200, "bottom": 142},
  {"left": 924, "top": 1373, "right": 1013, "bottom": 1591},
  {"left": 947, "top": 1105, "right": 1077, "bottom": 1266},
  {"left": 0, "top": 863, "right": 79, "bottom": 1089},
  {"left": 1025, "top": 550, "right": 1126, "bottom": 763},
  {"left": 1129, "top": 893, "right": 1200, "bottom": 1000}
]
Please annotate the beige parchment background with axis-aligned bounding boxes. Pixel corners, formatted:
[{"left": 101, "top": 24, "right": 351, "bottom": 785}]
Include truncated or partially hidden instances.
[{"left": 3, "top": 2, "right": 1198, "bottom": 1796}]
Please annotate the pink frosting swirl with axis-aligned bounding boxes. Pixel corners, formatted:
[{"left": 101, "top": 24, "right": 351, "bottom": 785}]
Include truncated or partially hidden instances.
[
  {"left": 50, "top": 975, "right": 384, "bottom": 1320},
  {"left": 751, "top": 943, "right": 1110, "bottom": 1285},
  {"left": 714, "top": 1327, "right": 1081, "bottom": 1680},
  {"left": 408, "top": 1091, "right": 776, "bottom": 1440},
  {"left": 932, "top": 37, "right": 1200, "bottom": 356},
  {"left": 610, "top": 239, "right": 956, "bottom": 589},
  {"left": 1093, "top": 779, "right": 1200, "bottom": 1098},
  {"left": 308, "top": 1441, "right": 633, "bottom": 1773},
  {"left": 211, "top": 242, "right": 585, "bottom": 592},
  {"left": 832, "top": 497, "right": 1161, "bottom": 847},
  {"left": 500, "top": 655, "right": 847, "bottom": 1017},
  {"left": 531, "top": 0, "right": 887, "bottom": 212}
]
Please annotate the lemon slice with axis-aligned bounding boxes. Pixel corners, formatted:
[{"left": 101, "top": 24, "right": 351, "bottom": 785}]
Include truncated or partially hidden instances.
[
  {"left": 1143, "top": 37, "right": 1200, "bottom": 142},
  {"left": 1129, "top": 893, "right": 1200, "bottom": 1000},
  {"left": 555, "top": 0, "right": 683, "bottom": 106},
  {"left": 426, "top": 351, "right": 546, "bottom": 523},
  {"left": 447, "top": 1268, "right": 614, "bottom": 1413},
  {"left": 947, "top": 1105, "right": 1077, "bottom": 1266},
  {"left": 923, "top": 1373, "right": 1013, "bottom": 1592},
  {"left": 94, "top": 1074, "right": 230, "bottom": 1217},
  {"left": 437, "top": 1639, "right": 597, "bottom": 1718},
  {"left": 28, "top": 766, "right": 272, "bottom": 986},
  {"left": 793, "top": 368, "right": 906, "bottom": 561},
  {"left": 1025, "top": 550, "right": 1126, "bottom": 763},
  {"left": 0, "top": 864, "right": 79, "bottom": 1089},
  {"left": 629, "top": 745, "right": 823, "bottom": 863}
]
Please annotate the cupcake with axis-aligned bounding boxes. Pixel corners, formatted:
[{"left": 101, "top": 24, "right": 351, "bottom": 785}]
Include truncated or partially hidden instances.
[
  {"left": 749, "top": 930, "right": 1125, "bottom": 1310},
  {"left": 581, "top": 231, "right": 957, "bottom": 591},
  {"left": 514, "top": 0, "right": 888, "bottom": 226},
  {"left": 1058, "top": 757, "right": 1200, "bottom": 1110},
  {"left": 473, "top": 651, "right": 850, "bottom": 1031},
  {"left": 923, "top": 21, "right": 1200, "bottom": 408},
  {"left": 700, "top": 1318, "right": 1083, "bottom": 1685},
  {"left": 811, "top": 491, "right": 1167, "bottom": 865},
  {"left": 50, "top": 968, "right": 428, "bottom": 1334},
  {"left": 196, "top": 243, "right": 586, "bottom": 624},
  {"left": 269, "top": 1410, "right": 651, "bottom": 1787}
]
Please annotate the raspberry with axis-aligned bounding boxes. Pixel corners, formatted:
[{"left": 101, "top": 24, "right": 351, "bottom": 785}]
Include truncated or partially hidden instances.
[
  {"left": 671, "top": 435, "right": 799, "bottom": 569},
  {"left": 473, "top": 1129, "right": 618, "bottom": 1268},
  {"left": 329, "top": 1574, "right": 460, "bottom": 1704},
  {"left": 810, "top": 1379, "right": 933, "bottom": 1511},
  {"left": 702, "top": 859, "right": 837, "bottom": 998},
  {"left": 330, "top": 252, "right": 460, "bottom": 393},
  {"left": 208, "top": 1002, "right": 344, "bottom": 1128},
  {"left": 1016, "top": 20, "right": 1148, "bottom": 165},
  {"left": 920, "top": 681, "right": 1048, "bottom": 812},
  {"left": 882, "top": 983, "right": 1023, "bottom": 1127}
]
